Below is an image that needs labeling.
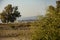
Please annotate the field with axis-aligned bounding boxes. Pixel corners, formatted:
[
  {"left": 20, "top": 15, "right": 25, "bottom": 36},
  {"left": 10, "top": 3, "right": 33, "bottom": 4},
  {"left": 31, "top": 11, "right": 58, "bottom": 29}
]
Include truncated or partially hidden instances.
[{"left": 0, "top": 22, "right": 33, "bottom": 40}]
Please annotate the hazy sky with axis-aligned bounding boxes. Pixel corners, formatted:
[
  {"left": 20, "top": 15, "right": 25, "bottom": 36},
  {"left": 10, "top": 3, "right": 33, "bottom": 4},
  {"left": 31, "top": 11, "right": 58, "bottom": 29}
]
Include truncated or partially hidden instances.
[{"left": 0, "top": 0, "right": 56, "bottom": 17}]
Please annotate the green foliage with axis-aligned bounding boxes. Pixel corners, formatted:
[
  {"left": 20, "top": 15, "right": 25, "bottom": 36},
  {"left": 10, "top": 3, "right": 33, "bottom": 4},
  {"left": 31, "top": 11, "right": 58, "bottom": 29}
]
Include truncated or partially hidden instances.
[
  {"left": 0, "top": 4, "right": 21, "bottom": 23},
  {"left": 31, "top": 1, "right": 60, "bottom": 40}
]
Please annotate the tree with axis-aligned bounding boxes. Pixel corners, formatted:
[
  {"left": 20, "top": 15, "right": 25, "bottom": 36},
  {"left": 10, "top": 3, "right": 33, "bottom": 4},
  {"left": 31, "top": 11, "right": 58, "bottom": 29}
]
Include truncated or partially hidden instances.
[
  {"left": 31, "top": 0, "right": 60, "bottom": 40},
  {"left": 0, "top": 4, "right": 21, "bottom": 23},
  {"left": 56, "top": 0, "right": 60, "bottom": 13}
]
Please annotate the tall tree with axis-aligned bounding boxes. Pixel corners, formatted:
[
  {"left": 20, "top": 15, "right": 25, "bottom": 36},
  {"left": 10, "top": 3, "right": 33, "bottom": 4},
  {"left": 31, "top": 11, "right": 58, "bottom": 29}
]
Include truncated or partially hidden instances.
[{"left": 0, "top": 4, "right": 21, "bottom": 23}]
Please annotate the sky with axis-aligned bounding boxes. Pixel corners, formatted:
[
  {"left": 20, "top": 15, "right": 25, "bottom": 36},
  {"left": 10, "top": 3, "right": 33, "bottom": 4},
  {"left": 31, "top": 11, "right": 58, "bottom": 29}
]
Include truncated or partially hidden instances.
[{"left": 0, "top": 0, "right": 56, "bottom": 17}]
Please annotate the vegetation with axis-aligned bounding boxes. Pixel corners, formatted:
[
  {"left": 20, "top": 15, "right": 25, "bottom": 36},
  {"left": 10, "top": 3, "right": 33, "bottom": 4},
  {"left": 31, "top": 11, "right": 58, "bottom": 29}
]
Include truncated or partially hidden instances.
[
  {"left": 0, "top": 1, "right": 60, "bottom": 40},
  {"left": 31, "top": 1, "right": 60, "bottom": 40},
  {"left": 0, "top": 4, "right": 21, "bottom": 23}
]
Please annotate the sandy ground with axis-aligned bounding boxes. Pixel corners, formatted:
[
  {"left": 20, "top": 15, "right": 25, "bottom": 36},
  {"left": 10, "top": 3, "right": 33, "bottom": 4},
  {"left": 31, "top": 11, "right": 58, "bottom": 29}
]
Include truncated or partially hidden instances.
[{"left": 0, "top": 37, "right": 31, "bottom": 40}]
